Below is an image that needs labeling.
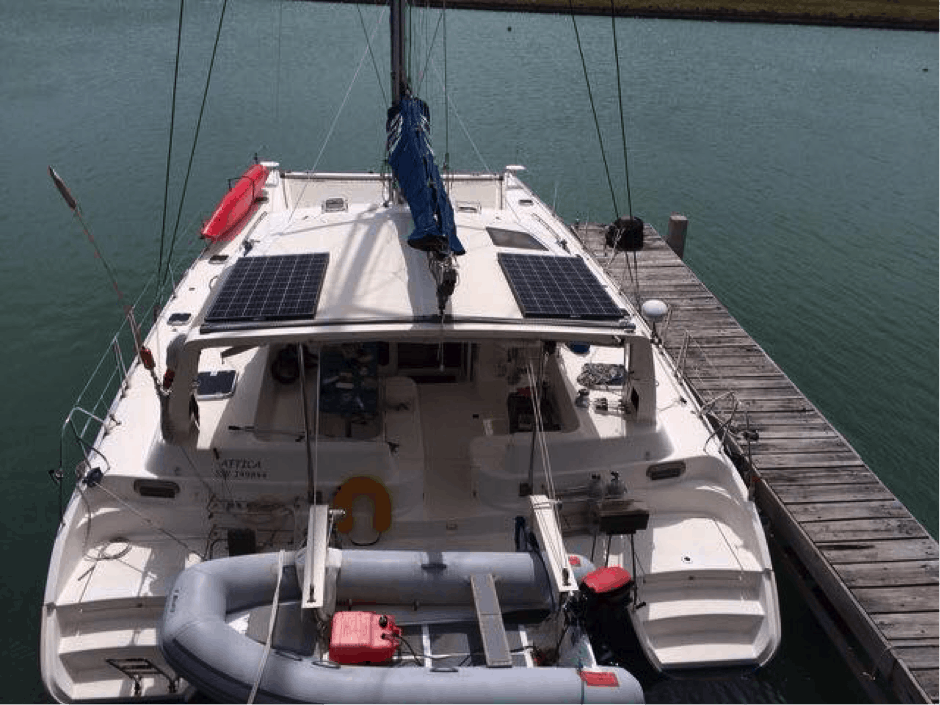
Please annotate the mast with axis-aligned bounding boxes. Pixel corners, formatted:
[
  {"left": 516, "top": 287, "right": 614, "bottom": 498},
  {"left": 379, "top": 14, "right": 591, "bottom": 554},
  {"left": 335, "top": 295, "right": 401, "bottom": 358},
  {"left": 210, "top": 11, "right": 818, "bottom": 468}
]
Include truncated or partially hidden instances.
[
  {"left": 389, "top": 0, "right": 406, "bottom": 204},
  {"left": 390, "top": 0, "right": 407, "bottom": 105},
  {"left": 385, "top": 0, "right": 461, "bottom": 318}
]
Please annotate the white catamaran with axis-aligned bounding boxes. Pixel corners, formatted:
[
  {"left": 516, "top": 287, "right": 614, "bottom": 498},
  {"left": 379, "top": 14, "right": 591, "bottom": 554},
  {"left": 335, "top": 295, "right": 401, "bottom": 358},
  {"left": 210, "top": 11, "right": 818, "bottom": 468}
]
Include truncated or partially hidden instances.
[{"left": 41, "top": 2, "right": 780, "bottom": 702}]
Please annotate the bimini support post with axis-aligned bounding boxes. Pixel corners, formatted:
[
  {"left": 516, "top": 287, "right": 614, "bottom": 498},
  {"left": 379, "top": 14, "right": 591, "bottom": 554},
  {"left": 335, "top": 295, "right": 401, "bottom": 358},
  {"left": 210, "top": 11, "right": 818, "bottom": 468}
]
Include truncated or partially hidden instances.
[{"left": 624, "top": 337, "right": 657, "bottom": 425}]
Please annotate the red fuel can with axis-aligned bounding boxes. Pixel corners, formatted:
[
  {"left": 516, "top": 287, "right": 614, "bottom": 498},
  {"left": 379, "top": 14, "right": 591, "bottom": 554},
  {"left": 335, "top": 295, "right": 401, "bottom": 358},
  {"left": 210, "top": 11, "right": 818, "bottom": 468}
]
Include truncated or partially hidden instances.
[{"left": 329, "top": 612, "right": 401, "bottom": 665}]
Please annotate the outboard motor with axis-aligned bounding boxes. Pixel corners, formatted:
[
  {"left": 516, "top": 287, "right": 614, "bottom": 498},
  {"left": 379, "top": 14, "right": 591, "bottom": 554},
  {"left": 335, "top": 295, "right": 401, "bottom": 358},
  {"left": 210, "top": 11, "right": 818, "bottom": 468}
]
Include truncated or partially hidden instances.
[
  {"left": 580, "top": 566, "right": 635, "bottom": 614},
  {"left": 576, "top": 566, "right": 636, "bottom": 663}
]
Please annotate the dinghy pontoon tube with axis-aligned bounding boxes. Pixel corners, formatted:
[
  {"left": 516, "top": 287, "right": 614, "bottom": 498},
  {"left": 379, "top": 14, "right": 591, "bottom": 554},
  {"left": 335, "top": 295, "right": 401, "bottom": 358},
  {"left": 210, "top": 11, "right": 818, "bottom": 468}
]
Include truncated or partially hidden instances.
[{"left": 160, "top": 550, "right": 644, "bottom": 703}]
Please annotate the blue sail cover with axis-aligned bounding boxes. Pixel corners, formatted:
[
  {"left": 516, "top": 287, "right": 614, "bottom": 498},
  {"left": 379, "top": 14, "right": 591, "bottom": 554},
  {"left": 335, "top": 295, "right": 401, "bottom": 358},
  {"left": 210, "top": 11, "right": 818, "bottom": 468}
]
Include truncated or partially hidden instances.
[{"left": 386, "top": 98, "right": 465, "bottom": 256}]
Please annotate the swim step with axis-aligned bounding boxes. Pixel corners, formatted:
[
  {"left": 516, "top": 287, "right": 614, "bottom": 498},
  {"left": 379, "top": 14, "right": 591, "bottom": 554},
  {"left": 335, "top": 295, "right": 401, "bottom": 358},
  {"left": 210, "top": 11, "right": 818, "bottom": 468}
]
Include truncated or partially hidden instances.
[
  {"left": 641, "top": 597, "right": 765, "bottom": 638},
  {"left": 59, "top": 626, "right": 161, "bottom": 672},
  {"left": 68, "top": 665, "right": 183, "bottom": 702},
  {"left": 653, "top": 634, "right": 762, "bottom": 670},
  {"left": 57, "top": 634, "right": 184, "bottom": 702}
]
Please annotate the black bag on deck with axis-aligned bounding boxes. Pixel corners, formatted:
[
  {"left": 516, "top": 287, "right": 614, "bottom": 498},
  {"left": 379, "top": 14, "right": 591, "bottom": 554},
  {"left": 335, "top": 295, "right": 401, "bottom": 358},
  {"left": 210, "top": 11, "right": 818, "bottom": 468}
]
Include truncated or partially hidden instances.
[{"left": 605, "top": 215, "right": 644, "bottom": 251}]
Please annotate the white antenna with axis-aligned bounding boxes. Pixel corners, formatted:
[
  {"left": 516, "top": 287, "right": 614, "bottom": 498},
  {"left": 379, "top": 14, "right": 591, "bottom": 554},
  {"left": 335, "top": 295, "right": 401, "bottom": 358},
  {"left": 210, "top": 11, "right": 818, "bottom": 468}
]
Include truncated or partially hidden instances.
[{"left": 641, "top": 299, "right": 668, "bottom": 344}]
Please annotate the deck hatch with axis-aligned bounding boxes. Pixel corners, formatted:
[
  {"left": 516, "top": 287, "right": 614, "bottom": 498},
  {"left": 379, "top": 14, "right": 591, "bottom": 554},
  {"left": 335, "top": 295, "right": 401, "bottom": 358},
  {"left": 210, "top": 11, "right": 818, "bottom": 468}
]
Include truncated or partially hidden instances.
[
  {"left": 204, "top": 253, "right": 329, "bottom": 326},
  {"left": 487, "top": 227, "right": 546, "bottom": 251},
  {"left": 497, "top": 253, "right": 623, "bottom": 320}
]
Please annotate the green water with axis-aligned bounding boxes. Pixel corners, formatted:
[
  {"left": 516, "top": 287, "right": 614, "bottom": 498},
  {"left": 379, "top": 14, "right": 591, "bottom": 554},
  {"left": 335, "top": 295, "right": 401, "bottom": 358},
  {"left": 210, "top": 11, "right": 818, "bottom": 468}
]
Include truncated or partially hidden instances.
[{"left": 1, "top": 1, "right": 935, "bottom": 701}]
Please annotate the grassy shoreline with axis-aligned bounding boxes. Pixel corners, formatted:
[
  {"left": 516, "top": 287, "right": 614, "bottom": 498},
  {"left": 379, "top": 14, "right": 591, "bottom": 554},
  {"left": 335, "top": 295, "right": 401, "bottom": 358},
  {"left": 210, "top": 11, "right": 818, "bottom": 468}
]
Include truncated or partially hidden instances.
[{"left": 319, "top": 0, "right": 938, "bottom": 31}]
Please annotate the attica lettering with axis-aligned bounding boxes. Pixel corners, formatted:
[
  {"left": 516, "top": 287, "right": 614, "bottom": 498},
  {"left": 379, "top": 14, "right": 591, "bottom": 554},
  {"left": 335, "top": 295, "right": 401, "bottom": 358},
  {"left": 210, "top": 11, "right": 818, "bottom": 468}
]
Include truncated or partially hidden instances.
[{"left": 215, "top": 458, "right": 267, "bottom": 480}]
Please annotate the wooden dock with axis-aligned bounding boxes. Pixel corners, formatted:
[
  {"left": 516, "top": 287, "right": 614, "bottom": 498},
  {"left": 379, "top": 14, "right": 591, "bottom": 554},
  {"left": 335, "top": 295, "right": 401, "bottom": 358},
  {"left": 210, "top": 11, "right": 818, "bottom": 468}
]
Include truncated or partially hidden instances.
[{"left": 574, "top": 221, "right": 938, "bottom": 703}]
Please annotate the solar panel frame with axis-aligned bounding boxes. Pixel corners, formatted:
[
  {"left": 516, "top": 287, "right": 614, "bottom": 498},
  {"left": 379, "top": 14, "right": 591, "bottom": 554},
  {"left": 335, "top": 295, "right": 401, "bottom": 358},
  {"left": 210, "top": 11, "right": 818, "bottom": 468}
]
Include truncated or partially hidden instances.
[
  {"left": 497, "top": 253, "right": 624, "bottom": 320},
  {"left": 204, "top": 253, "right": 330, "bottom": 326}
]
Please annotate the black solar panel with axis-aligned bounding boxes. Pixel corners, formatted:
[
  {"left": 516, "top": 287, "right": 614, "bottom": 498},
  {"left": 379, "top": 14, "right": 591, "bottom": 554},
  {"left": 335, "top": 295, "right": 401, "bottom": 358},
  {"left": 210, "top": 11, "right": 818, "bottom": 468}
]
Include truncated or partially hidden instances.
[
  {"left": 204, "top": 253, "right": 329, "bottom": 325},
  {"left": 498, "top": 253, "right": 623, "bottom": 320}
]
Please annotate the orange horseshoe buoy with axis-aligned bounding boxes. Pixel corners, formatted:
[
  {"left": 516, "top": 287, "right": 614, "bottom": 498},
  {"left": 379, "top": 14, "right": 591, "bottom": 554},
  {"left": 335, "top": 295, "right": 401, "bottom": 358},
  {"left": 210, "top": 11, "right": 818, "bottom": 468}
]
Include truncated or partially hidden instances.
[{"left": 332, "top": 476, "right": 392, "bottom": 535}]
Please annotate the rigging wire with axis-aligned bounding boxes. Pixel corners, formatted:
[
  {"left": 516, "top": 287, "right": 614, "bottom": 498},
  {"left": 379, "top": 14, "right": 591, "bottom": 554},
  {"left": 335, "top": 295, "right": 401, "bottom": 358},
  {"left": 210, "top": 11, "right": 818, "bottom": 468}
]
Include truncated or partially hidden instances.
[
  {"left": 316, "top": 3, "right": 386, "bottom": 159},
  {"left": 410, "top": 3, "right": 450, "bottom": 175},
  {"left": 610, "top": 0, "right": 633, "bottom": 218},
  {"left": 157, "top": 0, "right": 186, "bottom": 287},
  {"left": 90, "top": 479, "right": 203, "bottom": 558},
  {"left": 427, "top": 60, "right": 490, "bottom": 172},
  {"left": 248, "top": 549, "right": 286, "bottom": 704},
  {"left": 289, "top": 4, "right": 387, "bottom": 225},
  {"left": 357, "top": 2, "right": 388, "bottom": 106},
  {"left": 160, "top": 0, "right": 230, "bottom": 291},
  {"left": 275, "top": 0, "right": 284, "bottom": 124},
  {"left": 414, "top": 10, "right": 444, "bottom": 96},
  {"left": 568, "top": 0, "right": 619, "bottom": 219},
  {"left": 442, "top": 0, "right": 450, "bottom": 172}
]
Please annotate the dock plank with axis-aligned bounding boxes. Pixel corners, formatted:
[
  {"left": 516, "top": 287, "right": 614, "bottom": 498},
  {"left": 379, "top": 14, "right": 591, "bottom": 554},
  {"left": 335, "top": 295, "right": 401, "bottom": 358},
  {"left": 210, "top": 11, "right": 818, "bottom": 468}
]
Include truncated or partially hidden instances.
[
  {"left": 912, "top": 668, "right": 939, "bottom": 696},
  {"left": 819, "top": 538, "right": 939, "bottom": 564},
  {"left": 898, "top": 645, "right": 940, "bottom": 671},
  {"left": 804, "top": 518, "right": 930, "bottom": 543},
  {"left": 758, "top": 467, "right": 877, "bottom": 484},
  {"left": 875, "top": 613, "right": 940, "bottom": 640},
  {"left": 853, "top": 586, "right": 939, "bottom": 613},
  {"left": 750, "top": 438, "right": 864, "bottom": 453},
  {"left": 767, "top": 484, "right": 897, "bottom": 505},
  {"left": 835, "top": 560, "right": 939, "bottom": 588},
  {"left": 577, "top": 223, "right": 939, "bottom": 703},
  {"left": 785, "top": 500, "right": 915, "bottom": 522}
]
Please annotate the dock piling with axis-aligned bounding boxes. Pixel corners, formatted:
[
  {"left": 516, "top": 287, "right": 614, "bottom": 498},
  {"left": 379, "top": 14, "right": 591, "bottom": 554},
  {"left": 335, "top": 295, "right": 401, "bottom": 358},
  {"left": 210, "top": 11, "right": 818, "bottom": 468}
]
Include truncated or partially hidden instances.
[{"left": 665, "top": 213, "right": 688, "bottom": 259}]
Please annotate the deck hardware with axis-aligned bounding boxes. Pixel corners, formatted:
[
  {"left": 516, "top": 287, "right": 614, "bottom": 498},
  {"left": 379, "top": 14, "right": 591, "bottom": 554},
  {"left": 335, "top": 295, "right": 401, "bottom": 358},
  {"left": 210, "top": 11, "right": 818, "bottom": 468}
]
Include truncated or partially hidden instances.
[
  {"left": 82, "top": 467, "right": 104, "bottom": 487},
  {"left": 134, "top": 479, "right": 180, "bottom": 499},
  {"left": 646, "top": 461, "right": 684, "bottom": 481},
  {"left": 323, "top": 197, "right": 347, "bottom": 213}
]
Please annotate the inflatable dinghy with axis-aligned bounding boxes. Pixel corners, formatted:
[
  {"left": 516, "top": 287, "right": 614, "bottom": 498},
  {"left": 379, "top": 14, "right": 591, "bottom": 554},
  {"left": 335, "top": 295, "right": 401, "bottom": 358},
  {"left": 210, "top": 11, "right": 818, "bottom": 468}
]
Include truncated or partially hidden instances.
[{"left": 160, "top": 548, "right": 644, "bottom": 703}]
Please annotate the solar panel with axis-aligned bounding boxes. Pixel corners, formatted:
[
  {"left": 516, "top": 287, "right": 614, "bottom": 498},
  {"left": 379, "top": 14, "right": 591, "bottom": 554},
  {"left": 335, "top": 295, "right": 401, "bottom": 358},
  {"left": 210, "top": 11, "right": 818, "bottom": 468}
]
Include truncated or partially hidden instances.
[
  {"left": 497, "top": 253, "right": 623, "bottom": 320},
  {"left": 204, "top": 253, "right": 329, "bottom": 326}
]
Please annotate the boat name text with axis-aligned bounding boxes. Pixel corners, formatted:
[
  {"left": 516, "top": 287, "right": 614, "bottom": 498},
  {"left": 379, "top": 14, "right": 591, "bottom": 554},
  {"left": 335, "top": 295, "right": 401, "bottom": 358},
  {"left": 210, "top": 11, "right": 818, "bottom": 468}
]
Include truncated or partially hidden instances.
[{"left": 216, "top": 458, "right": 267, "bottom": 480}]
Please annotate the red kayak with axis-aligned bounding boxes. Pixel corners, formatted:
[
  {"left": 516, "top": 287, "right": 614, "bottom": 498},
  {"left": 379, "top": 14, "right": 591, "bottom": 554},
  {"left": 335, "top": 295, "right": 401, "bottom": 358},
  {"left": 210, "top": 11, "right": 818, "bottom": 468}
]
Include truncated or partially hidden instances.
[{"left": 201, "top": 163, "right": 269, "bottom": 241}]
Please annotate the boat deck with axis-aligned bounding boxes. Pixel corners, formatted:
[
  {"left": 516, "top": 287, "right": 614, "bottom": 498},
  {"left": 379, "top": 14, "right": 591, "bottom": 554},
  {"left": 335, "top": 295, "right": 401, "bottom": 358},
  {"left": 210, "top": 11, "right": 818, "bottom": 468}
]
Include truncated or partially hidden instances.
[{"left": 574, "top": 222, "right": 938, "bottom": 703}]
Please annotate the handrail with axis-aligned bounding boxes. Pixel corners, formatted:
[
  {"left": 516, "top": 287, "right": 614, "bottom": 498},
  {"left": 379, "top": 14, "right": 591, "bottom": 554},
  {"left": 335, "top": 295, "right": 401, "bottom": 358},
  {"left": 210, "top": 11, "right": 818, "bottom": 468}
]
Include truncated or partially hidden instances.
[
  {"left": 52, "top": 228, "right": 205, "bottom": 491},
  {"left": 675, "top": 330, "right": 691, "bottom": 380}
]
